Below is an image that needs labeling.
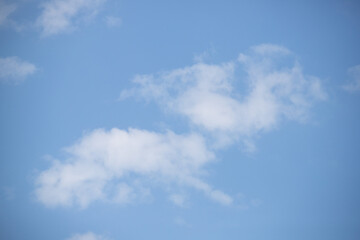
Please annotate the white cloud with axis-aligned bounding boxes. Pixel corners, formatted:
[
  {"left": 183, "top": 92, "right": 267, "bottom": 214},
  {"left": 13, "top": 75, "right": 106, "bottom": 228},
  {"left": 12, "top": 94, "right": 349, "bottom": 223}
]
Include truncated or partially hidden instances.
[
  {"left": 169, "top": 193, "right": 187, "bottom": 207},
  {"left": 0, "top": 0, "right": 16, "bottom": 26},
  {"left": 66, "top": 232, "right": 108, "bottom": 240},
  {"left": 36, "top": 0, "right": 105, "bottom": 36},
  {"left": 105, "top": 16, "right": 121, "bottom": 28},
  {"left": 36, "top": 128, "right": 232, "bottom": 208},
  {"left": 36, "top": 44, "right": 325, "bottom": 210},
  {"left": 122, "top": 44, "right": 326, "bottom": 149},
  {"left": 343, "top": 64, "right": 360, "bottom": 92},
  {"left": 0, "top": 57, "right": 37, "bottom": 84}
]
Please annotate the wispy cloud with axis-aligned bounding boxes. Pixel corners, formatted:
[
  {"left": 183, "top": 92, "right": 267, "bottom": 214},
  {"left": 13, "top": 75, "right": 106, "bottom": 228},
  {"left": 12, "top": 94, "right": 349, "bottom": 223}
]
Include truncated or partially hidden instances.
[
  {"left": 105, "top": 16, "right": 121, "bottom": 28},
  {"left": 343, "top": 64, "right": 360, "bottom": 92},
  {"left": 35, "top": 128, "right": 231, "bottom": 208},
  {"left": 0, "top": 0, "right": 16, "bottom": 26},
  {"left": 122, "top": 44, "right": 327, "bottom": 149},
  {"left": 169, "top": 193, "right": 188, "bottom": 207},
  {"left": 0, "top": 57, "right": 37, "bottom": 84},
  {"left": 36, "top": 0, "right": 106, "bottom": 36},
  {"left": 235, "top": 193, "right": 263, "bottom": 210},
  {"left": 193, "top": 46, "right": 216, "bottom": 63},
  {"left": 251, "top": 43, "right": 291, "bottom": 55},
  {"left": 66, "top": 232, "right": 109, "bottom": 240}
]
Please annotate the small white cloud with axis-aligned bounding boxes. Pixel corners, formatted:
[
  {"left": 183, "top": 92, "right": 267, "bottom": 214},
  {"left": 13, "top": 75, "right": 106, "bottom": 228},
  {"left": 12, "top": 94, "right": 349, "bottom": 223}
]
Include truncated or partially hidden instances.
[
  {"left": 105, "top": 16, "right": 121, "bottom": 28},
  {"left": 66, "top": 232, "right": 108, "bottom": 240},
  {"left": 174, "top": 216, "right": 191, "bottom": 227},
  {"left": 251, "top": 43, "right": 291, "bottom": 55},
  {"left": 343, "top": 64, "right": 360, "bottom": 92},
  {"left": 35, "top": 128, "right": 231, "bottom": 208},
  {"left": 209, "top": 189, "right": 233, "bottom": 205},
  {"left": 0, "top": 0, "right": 16, "bottom": 26},
  {"left": 169, "top": 193, "right": 187, "bottom": 207},
  {"left": 36, "top": 0, "right": 106, "bottom": 36},
  {"left": 0, "top": 57, "right": 37, "bottom": 84},
  {"left": 122, "top": 44, "right": 326, "bottom": 149}
]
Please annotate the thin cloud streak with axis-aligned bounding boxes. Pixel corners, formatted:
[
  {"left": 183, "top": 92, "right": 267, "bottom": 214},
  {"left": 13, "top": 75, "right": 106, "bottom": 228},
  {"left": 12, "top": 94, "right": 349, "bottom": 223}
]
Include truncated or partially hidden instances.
[{"left": 66, "top": 232, "right": 109, "bottom": 240}]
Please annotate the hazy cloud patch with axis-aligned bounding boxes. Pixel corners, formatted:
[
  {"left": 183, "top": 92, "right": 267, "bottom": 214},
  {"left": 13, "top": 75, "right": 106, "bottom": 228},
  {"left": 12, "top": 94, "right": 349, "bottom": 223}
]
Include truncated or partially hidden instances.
[
  {"left": 66, "top": 232, "right": 109, "bottom": 240},
  {"left": 0, "top": 56, "right": 37, "bottom": 84},
  {"left": 37, "top": 0, "right": 106, "bottom": 36},
  {"left": 343, "top": 64, "right": 360, "bottom": 92}
]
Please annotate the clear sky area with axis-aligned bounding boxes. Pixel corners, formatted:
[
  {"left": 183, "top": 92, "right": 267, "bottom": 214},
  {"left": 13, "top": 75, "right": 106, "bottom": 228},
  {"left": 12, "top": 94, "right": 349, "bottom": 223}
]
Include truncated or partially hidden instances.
[{"left": 1, "top": 0, "right": 360, "bottom": 239}]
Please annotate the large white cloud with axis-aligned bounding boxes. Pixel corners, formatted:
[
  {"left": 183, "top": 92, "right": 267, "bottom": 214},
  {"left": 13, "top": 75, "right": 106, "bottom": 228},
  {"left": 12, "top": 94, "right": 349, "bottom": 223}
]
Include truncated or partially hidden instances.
[
  {"left": 0, "top": 56, "right": 37, "bottom": 84},
  {"left": 343, "top": 64, "right": 360, "bottom": 92},
  {"left": 35, "top": 128, "right": 232, "bottom": 208},
  {"left": 36, "top": 44, "right": 325, "bottom": 209},
  {"left": 122, "top": 44, "right": 327, "bottom": 148},
  {"left": 36, "top": 0, "right": 105, "bottom": 36}
]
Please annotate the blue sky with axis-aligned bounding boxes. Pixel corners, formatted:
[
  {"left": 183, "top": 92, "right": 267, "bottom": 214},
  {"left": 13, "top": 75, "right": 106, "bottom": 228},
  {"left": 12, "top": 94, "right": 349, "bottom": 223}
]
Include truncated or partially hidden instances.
[{"left": 1, "top": 0, "right": 360, "bottom": 239}]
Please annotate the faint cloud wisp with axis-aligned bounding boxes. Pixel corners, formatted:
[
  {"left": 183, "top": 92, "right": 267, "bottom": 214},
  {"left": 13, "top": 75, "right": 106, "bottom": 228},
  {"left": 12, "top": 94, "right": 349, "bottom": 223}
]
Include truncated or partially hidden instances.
[
  {"left": 0, "top": 56, "right": 37, "bottom": 84},
  {"left": 343, "top": 64, "right": 360, "bottom": 92},
  {"left": 66, "top": 232, "right": 109, "bottom": 240}
]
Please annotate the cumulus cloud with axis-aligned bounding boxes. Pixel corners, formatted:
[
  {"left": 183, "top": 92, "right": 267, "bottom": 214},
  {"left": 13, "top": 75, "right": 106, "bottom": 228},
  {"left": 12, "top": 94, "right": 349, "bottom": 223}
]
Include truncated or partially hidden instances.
[
  {"left": 0, "top": 0, "right": 16, "bottom": 26},
  {"left": 121, "top": 44, "right": 327, "bottom": 148},
  {"left": 36, "top": 0, "right": 105, "bottom": 36},
  {"left": 66, "top": 232, "right": 108, "bottom": 240},
  {"left": 251, "top": 43, "right": 290, "bottom": 55},
  {"left": 0, "top": 57, "right": 37, "bottom": 84},
  {"left": 35, "top": 128, "right": 232, "bottom": 208},
  {"left": 36, "top": 44, "right": 325, "bottom": 209},
  {"left": 343, "top": 64, "right": 360, "bottom": 92}
]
